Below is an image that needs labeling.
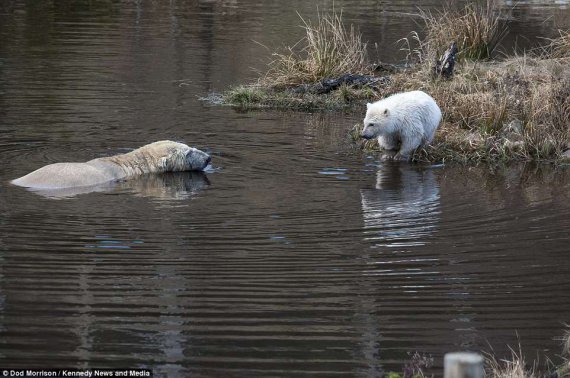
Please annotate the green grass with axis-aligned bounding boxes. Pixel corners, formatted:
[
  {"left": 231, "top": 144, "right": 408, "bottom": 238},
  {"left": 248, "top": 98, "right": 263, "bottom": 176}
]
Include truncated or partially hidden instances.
[{"left": 223, "top": 83, "right": 378, "bottom": 111}]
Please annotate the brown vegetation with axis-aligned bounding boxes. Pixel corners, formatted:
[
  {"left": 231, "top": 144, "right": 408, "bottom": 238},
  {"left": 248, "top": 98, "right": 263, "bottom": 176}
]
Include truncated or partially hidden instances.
[
  {"left": 416, "top": 0, "right": 508, "bottom": 62},
  {"left": 388, "top": 330, "right": 570, "bottom": 378},
  {"left": 483, "top": 329, "right": 570, "bottom": 378},
  {"left": 353, "top": 55, "right": 570, "bottom": 163},
  {"left": 260, "top": 9, "right": 369, "bottom": 87}
]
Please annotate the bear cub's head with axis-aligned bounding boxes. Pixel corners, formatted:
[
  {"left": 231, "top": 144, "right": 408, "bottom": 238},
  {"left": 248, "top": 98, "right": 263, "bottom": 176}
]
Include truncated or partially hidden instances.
[{"left": 361, "top": 102, "right": 393, "bottom": 140}]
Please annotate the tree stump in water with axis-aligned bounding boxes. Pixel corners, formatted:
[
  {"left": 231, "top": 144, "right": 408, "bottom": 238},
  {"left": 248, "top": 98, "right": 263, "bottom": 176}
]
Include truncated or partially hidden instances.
[{"left": 434, "top": 42, "right": 459, "bottom": 78}]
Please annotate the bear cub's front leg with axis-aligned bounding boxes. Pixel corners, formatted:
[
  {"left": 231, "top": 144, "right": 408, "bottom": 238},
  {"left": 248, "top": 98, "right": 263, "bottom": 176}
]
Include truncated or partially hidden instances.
[{"left": 378, "top": 135, "right": 400, "bottom": 161}]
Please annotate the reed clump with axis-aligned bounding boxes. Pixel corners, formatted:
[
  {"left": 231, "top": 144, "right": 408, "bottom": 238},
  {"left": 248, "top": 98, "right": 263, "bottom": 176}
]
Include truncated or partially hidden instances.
[
  {"left": 483, "top": 330, "right": 570, "bottom": 378},
  {"left": 261, "top": 9, "right": 369, "bottom": 87},
  {"left": 544, "top": 29, "right": 570, "bottom": 59},
  {"left": 417, "top": 0, "right": 508, "bottom": 62},
  {"left": 485, "top": 345, "right": 538, "bottom": 378},
  {"left": 222, "top": 8, "right": 373, "bottom": 111}
]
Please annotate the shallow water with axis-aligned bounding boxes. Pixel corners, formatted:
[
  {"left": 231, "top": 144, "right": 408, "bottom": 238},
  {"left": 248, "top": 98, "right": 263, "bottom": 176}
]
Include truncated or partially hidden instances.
[{"left": 1, "top": 1, "right": 570, "bottom": 376}]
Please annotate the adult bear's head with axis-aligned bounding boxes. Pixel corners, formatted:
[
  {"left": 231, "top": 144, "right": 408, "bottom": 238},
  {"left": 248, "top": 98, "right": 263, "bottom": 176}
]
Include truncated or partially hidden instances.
[
  {"left": 183, "top": 146, "right": 212, "bottom": 171},
  {"left": 165, "top": 141, "right": 210, "bottom": 172},
  {"left": 132, "top": 140, "right": 211, "bottom": 173}
]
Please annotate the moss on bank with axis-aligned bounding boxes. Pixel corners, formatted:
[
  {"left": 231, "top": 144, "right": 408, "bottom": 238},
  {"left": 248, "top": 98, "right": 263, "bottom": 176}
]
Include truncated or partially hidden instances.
[{"left": 223, "top": 82, "right": 379, "bottom": 111}]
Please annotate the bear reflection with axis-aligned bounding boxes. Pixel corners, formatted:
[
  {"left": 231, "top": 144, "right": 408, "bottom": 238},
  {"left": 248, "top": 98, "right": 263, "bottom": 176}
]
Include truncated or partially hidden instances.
[
  {"left": 360, "top": 162, "right": 440, "bottom": 248},
  {"left": 122, "top": 171, "right": 210, "bottom": 200},
  {"left": 26, "top": 171, "right": 210, "bottom": 200}
]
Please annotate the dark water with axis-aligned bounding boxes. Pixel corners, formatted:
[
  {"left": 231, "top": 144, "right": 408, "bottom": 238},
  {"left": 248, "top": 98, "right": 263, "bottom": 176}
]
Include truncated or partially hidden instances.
[{"left": 1, "top": 1, "right": 569, "bottom": 376}]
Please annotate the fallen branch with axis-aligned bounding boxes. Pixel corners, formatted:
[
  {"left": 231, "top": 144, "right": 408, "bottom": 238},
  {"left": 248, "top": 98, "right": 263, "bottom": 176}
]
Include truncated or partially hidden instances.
[{"left": 292, "top": 73, "right": 389, "bottom": 94}]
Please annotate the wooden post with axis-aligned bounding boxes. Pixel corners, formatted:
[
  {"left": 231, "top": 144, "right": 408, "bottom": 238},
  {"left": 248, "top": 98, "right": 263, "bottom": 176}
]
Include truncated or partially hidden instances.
[
  {"left": 434, "top": 42, "right": 459, "bottom": 78},
  {"left": 444, "top": 352, "right": 484, "bottom": 378}
]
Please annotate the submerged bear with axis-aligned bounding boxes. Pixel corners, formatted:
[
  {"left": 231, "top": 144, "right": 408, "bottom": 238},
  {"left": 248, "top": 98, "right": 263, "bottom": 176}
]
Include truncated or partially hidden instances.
[
  {"left": 361, "top": 90, "right": 442, "bottom": 160},
  {"left": 11, "top": 140, "right": 211, "bottom": 193}
]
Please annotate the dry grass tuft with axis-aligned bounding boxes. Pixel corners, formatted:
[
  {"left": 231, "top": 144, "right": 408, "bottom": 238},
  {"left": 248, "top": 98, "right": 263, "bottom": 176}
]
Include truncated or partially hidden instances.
[
  {"left": 545, "top": 29, "right": 570, "bottom": 59},
  {"left": 482, "top": 330, "right": 570, "bottom": 378},
  {"left": 261, "top": 8, "right": 368, "bottom": 87},
  {"left": 564, "top": 327, "right": 570, "bottom": 357},
  {"left": 556, "top": 327, "right": 570, "bottom": 378},
  {"left": 418, "top": 0, "right": 508, "bottom": 62},
  {"left": 485, "top": 345, "right": 537, "bottom": 378}
]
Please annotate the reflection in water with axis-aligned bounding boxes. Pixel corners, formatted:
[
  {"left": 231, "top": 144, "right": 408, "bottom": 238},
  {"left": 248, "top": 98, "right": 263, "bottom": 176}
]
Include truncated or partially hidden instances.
[
  {"left": 73, "top": 262, "right": 94, "bottom": 370},
  {"left": 123, "top": 171, "right": 210, "bottom": 201},
  {"left": 360, "top": 163, "right": 440, "bottom": 249},
  {"left": 84, "top": 235, "right": 143, "bottom": 251},
  {"left": 17, "top": 171, "right": 210, "bottom": 200},
  {"left": 355, "top": 163, "right": 441, "bottom": 375},
  {"left": 0, "top": 253, "right": 4, "bottom": 362},
  {"left": 153, "top": 255, "right": 187, "bottom": 377}
]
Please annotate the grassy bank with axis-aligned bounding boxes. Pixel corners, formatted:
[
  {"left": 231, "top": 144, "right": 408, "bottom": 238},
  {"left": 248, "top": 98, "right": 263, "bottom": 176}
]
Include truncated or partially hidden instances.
[
  {"left": 215, "top": 3, "right": 570, "bottom": 164},
  {"left": 350, "top": 56, "right": 570, "bottom": 164}
]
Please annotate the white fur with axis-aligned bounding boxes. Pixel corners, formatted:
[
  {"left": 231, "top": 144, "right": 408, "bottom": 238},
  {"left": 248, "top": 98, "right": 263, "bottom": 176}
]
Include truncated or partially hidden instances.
[
  {"left": 362, "top": 91, "right": 442, "bottom": 159},
  {"left": 11, "top": 140, "right": 211, "bottom": 190}
]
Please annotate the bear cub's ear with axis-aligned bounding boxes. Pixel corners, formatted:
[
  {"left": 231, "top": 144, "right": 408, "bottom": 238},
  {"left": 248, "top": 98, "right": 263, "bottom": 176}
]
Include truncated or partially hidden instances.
[{"left": 366, "top": 103, "right": 372, "bottom": 109}]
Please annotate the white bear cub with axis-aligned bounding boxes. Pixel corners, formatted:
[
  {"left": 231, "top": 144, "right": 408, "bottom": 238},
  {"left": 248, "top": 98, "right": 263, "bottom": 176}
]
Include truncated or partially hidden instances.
[{"left": 361, "top": 90, "right": 442, "bottom": 160}]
